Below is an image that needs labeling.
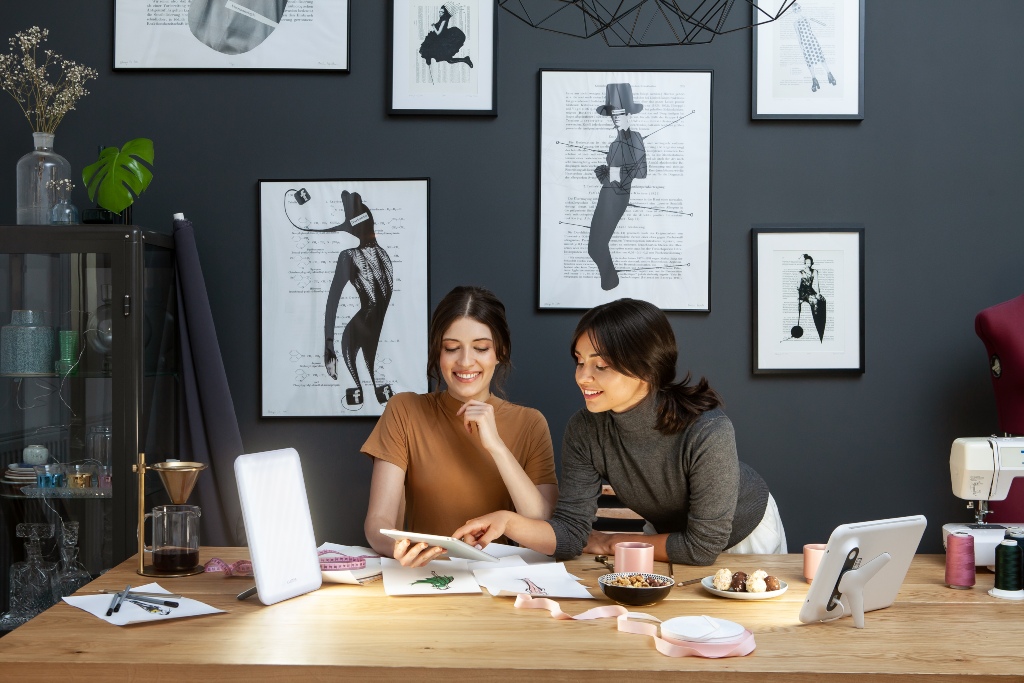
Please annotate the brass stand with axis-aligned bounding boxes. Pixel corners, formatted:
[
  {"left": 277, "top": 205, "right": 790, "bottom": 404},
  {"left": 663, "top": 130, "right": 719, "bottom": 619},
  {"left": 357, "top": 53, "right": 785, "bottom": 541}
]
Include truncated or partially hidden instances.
[{"left": 133, "top": 451, "right": 207, "bottom": 577}]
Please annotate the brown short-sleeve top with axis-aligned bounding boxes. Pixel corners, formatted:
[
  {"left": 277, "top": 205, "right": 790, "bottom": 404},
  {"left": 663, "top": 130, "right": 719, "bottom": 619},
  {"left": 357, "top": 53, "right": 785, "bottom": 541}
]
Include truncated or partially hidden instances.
[{"left": 361, "top": 391, "right": 557, "bottom": 537}]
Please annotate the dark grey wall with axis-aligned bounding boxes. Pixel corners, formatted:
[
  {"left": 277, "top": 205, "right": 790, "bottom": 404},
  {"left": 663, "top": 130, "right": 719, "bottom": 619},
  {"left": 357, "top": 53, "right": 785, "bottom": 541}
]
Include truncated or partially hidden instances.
[{"left": 2, "top": 2, "right": 1020, "bottom": 553}]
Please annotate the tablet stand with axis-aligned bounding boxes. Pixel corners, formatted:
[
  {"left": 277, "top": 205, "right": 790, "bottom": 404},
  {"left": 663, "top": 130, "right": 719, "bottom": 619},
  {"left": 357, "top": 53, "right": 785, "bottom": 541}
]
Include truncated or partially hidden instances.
[{"left": 836, "top": 552, "right": 891, "bottom": 628}]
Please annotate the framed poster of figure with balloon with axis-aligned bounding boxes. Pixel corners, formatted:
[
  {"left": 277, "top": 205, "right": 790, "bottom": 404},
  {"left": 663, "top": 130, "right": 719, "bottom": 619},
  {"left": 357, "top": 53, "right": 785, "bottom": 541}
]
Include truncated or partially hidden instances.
[
  {"left": 258, "top": 179, "right": 430, "bottom": 417},
  {"left": 752, "top": 225, "right": 864, "bottom": 374},
  {"left": 388, "top": 0, "right": 497, "bottom": 115}
]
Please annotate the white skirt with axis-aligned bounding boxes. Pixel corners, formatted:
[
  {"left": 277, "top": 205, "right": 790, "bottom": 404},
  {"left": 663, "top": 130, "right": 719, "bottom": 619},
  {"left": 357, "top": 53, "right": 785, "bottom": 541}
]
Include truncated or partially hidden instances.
[
  {"left": 723, "top": 493, "right": 788, "bottom": 554},
  {"left": 641, "top": 493, "right": 788, "bottom": 555}
]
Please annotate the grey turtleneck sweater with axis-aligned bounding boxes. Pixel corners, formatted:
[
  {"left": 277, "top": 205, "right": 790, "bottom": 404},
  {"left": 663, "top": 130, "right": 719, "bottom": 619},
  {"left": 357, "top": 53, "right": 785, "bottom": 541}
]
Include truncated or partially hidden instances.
[{"left": 546, "top": 397, "right": 769, "bottom": 566}]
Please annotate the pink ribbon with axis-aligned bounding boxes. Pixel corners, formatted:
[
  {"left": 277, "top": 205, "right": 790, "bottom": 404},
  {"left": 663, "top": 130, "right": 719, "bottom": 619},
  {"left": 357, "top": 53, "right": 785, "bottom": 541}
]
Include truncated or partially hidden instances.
[{"left": 513, "top": 594, "right": 756, "bottom": 658}]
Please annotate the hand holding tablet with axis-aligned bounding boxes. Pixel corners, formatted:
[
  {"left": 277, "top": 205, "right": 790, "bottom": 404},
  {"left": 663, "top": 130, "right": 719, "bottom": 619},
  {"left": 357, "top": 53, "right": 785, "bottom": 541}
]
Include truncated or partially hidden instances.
[{"left": 380, "top": 529, "right": 499, "bottom": 564}]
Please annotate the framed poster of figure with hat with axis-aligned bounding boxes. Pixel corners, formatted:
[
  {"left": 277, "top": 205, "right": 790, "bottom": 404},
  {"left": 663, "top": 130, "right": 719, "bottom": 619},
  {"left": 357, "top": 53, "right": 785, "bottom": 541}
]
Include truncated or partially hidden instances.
[{"left": 538, "top": 70, "right": 712, "bottom": 311}]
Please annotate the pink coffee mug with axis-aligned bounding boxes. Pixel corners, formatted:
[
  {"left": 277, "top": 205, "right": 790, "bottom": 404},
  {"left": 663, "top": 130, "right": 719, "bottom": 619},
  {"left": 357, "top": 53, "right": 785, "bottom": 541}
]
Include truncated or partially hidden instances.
[
  {"left": 614, "top": 542, "right": 655, "bottom": 574},
  {"left": 803, "top": 543, "right": 827, "bottom": 583}
]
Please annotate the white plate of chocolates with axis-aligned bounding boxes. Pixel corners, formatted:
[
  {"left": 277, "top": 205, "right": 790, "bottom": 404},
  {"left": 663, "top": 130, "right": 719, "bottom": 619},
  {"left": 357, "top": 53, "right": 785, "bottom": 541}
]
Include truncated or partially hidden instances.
[{"left": 701, "top": 568, "right": 788, "bottom": 600}]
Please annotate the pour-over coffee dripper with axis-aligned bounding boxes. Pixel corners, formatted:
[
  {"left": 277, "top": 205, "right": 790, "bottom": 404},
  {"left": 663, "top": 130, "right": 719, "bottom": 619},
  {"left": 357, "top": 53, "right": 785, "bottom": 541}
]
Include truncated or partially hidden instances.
[{"left": 133, "top": 453, "right": 207, "bottom": 577}]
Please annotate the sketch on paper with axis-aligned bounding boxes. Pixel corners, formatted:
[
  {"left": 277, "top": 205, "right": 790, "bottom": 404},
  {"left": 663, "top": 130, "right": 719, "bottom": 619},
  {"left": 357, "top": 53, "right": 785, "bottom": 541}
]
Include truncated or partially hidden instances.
[
  {"left": 114, "top": 0, "right": 349, "bottom": 70},
  {"left": 789, "top": 3, "right": 836, "bottom": 93},
  {"left": 788, "top": 253, "right": 828, "bottom": 342},
  {"left": 539, "top": 70, "right": 712, "bottom": 310},
  {"left": 419, "top": 5, "right": 473, "bottom": 69},
  {"left": 188, "top": 0, "right": 289, "bottom": 55},
  {"left": 284, "top": 188, "right": 396, "bottom": 408},
  {"left": 753, "top": 228, "right": 863, "bottom": 373},
  {"left": 260, "top": 179, "right": 428, "bottom": 417},
  {"left": 411, "top": 571, "right": 455, "bottom": 591}
]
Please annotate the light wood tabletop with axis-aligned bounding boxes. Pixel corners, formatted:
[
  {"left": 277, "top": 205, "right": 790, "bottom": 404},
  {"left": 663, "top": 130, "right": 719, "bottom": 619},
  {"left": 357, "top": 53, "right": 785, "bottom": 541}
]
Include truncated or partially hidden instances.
[{"left": 0, "top": 548, "right": 1018, "bottom": 682}]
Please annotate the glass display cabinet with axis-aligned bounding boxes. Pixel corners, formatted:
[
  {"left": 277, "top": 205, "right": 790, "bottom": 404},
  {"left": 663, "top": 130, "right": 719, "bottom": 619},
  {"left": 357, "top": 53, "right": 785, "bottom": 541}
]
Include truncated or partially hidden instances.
[{"left": 0, "top": 225, "right": 177, "bottom": 632}]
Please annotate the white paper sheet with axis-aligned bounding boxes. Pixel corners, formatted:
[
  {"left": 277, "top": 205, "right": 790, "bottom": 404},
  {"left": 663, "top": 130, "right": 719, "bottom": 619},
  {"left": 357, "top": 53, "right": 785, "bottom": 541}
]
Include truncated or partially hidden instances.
[
  {"left": 318, "top": 542, "right": 382, "bottom": 585},
  {"left": 481, "top": 543, "right": 555, "bottom": 565},
  {"left": 473, "top": 562, "right": 594, "bottom": 599},
  {"left": 381, "top": 558, "right": 482, "bottom": 595},
  {"left": 63, "top": 582, "right": 224, "bottom": 626}
]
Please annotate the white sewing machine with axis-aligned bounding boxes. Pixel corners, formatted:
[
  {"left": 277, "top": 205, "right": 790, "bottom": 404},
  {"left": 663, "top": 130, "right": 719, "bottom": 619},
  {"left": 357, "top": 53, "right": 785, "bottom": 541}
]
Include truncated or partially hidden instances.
[{"left": 942, "top": 436, "right": 1024, "bottom": 566}]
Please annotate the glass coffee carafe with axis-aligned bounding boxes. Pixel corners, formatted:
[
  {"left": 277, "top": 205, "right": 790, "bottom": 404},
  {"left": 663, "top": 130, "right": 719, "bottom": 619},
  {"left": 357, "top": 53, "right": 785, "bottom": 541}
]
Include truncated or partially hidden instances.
[{"left": 144, "top": 504, "right": 202, "bottom": 575}]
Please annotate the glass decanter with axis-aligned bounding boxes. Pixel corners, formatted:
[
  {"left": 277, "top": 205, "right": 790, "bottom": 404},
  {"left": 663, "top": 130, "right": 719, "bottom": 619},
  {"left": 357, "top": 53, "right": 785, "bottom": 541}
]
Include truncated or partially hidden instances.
[
  {"left": 0, "top": 523, "right": 59, "bottom": 630},
  {"left": 54, "top": 522, "right": 92, "bottom": 597}
]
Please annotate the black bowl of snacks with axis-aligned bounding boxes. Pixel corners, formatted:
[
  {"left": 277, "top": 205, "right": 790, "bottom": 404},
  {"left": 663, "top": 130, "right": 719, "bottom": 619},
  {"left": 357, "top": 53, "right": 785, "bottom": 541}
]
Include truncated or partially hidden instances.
[{"left": 598, "top": 572, "right": 675, "bottom": 606}]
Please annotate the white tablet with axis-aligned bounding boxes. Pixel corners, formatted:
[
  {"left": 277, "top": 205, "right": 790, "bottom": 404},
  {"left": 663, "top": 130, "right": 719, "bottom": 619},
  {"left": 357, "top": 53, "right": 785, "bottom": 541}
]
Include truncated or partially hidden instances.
[
  {"left": 799, "top": 515, "right": 926, "bottom": 628},
  {"left": 379, "top": 529, "right": 499, "bottom": 563},
  {"left": 236, "top": 448, "right": 323, "bottom": 605}
]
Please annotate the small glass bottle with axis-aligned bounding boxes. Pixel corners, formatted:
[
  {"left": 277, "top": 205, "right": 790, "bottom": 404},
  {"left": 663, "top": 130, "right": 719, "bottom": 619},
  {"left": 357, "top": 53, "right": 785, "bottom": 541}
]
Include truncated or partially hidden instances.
[{"left": 48, "top": 178, "right": 79, "bottom": 225}]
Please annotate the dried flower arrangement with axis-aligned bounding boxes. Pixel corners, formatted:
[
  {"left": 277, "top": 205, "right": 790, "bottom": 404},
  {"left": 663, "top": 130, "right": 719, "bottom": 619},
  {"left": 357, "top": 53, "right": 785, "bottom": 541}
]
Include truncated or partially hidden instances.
[{"left": 0, "top": 27, "right": 98, "bottom": 133}]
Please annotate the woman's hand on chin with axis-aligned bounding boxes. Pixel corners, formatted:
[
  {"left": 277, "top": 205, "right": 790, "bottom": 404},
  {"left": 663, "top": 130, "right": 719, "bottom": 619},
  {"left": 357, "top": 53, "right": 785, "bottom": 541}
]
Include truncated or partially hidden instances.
[{"left": 456, "top": 400, "right": 503, "bottom": 452}]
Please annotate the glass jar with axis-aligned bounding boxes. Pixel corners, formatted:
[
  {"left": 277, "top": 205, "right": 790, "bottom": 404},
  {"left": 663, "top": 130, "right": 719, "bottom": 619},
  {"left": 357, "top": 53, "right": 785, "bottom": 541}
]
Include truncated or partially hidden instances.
[{"left": 16, "top": 133, "right": 72, "bottom": 225}]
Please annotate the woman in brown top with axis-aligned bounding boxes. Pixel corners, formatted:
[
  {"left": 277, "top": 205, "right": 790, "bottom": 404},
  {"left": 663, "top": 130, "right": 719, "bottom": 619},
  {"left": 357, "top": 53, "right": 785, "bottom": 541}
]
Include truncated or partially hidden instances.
[{"left": 362, "top": 286, "right": 558, "bottom": 566}]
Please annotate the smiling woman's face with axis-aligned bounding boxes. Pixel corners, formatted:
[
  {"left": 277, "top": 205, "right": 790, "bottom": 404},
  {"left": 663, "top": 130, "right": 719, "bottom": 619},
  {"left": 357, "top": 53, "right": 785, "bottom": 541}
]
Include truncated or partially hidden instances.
[
  {"left": 573, "top": 333, "right": 649, "bottom": 413},
  {"left": 439, "top": 317, "right": 497, "bottom": 403}
]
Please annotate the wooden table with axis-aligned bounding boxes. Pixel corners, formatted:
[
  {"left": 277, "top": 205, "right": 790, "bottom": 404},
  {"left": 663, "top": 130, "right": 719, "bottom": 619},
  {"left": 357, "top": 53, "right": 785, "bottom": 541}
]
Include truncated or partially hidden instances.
[{"left": 0, "top": 549, "right": 1018, "bottom": 681}]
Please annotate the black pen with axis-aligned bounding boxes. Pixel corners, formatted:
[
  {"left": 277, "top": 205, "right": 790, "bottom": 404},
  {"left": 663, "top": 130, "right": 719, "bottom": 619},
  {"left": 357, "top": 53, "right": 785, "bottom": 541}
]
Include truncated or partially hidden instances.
[
  {"left": 107, "top": 584, "right": 130, "bottom": 616},
  {"left": 113, "top": 581, "right": 131, "bottom": 614},
  {"left": 126, "top": 594, "right": 179, "bottom": 608}
]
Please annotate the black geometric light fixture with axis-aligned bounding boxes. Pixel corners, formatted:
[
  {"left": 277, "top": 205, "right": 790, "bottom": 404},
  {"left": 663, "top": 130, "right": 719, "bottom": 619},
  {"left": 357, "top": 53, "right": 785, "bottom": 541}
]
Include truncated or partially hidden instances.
[{"left": 498, "top": 0, "right": 795, "bottom": 47}]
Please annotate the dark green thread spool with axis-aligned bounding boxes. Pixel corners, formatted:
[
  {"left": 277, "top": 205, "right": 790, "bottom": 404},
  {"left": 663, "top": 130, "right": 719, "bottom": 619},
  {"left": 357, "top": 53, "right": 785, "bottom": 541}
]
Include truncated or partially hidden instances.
[{"left": 994, "top": 539, "right": 1023, "bottom": 592}]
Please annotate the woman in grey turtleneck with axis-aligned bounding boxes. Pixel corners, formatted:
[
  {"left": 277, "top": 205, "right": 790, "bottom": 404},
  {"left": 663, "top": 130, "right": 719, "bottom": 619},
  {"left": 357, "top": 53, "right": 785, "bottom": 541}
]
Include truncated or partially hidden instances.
[{"left": 454, "top": 298, "right": 786, "bottom": 566}]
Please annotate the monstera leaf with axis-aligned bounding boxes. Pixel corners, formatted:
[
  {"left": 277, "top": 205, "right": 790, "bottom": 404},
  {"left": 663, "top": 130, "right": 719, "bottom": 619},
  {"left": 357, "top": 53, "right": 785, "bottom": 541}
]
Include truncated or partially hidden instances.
[{"left": 82, "top": 138, "right": 155, "bottom": 214}]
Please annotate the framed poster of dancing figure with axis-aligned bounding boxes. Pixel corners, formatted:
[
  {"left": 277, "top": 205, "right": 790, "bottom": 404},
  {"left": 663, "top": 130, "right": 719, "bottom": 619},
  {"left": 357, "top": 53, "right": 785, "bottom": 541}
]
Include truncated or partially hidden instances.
[
  {"left": 388, "top": 0, "right": 497, "bottom": 115},
  {"left": 113, "top": 0, "right": 350, "bottom": 70},
  {"left": 752, "top": 226, "right": 864, "bottom": 374},
  {"left": 538, "top": 69, "right": 713, "bottom": 311},
  {"left": 752, "top": 0, "right": 864, "bottom": 119},
  {"left": 259, "top": 179, "right": 430, "bottom": 417}
]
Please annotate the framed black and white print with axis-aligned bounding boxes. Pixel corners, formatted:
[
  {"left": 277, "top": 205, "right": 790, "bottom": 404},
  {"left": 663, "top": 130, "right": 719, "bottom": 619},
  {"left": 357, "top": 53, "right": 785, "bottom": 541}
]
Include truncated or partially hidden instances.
[
  {"left": 752, "top": 226, "right": 864, "bottom": 374},
  {"left": 114, "top": 0, "right": 350, "bottom": 70},
  {"left": 752, "top": 0, "right": 864, "bottom": 119},
  {"left": 388, "top": 0, "right": 497, "bottom": 115},
  {"left": 259, "top": 179, "right": 430, "bottom": 417},
  {"left": 538, "top": 69, "right": 712, "bottom": 311}
]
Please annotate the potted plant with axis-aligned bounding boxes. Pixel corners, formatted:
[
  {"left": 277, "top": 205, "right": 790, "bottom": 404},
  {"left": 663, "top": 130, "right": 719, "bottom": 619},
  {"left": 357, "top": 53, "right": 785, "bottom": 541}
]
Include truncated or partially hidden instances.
[{"left": 81, "top": 138, "right": 155, "bottom": 225}]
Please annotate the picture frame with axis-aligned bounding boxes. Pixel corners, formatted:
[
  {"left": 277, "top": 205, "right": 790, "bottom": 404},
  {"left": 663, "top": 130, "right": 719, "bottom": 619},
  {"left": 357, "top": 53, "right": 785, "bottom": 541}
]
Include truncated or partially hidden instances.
[
  {"left": 538, "top": 69, "right": 713, "bottom": 311},
  {"left": 113, "top": 0, "right": 350, "bottom": 70},
  {"left": 388, "top": 0, "right": 497, "bottom": 115},
  {"left": 752, "top": 225, "right": 864, "bottom": 374},
  {"left": 752, "top": 0, "right": 864, "bottom": 119},
  {"left": 258, "top": 179, "right": 430, "bottom": 417}
]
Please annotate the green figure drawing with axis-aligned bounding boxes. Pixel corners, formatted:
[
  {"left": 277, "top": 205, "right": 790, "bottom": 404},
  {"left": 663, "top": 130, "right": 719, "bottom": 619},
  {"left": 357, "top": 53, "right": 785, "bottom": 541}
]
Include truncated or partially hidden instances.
[{"left": 411, "top": 571, "right": 455, "bottom": 591}]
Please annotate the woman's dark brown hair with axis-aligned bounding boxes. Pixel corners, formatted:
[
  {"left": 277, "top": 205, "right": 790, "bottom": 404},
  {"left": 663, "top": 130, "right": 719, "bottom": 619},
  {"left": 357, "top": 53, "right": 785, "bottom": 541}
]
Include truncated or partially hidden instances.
[
  {"left": 427, "top": 286, "right": 512, "bottom": 394},
  {"left": 571, "top": 298, "right": 720, "bottom": 434}
]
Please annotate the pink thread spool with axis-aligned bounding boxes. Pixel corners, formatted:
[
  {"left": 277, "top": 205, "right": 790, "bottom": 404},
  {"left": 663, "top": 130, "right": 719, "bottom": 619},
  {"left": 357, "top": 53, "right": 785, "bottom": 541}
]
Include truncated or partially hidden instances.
[{"left": 945, "top": 530, "right": 975, "bottom": 589}]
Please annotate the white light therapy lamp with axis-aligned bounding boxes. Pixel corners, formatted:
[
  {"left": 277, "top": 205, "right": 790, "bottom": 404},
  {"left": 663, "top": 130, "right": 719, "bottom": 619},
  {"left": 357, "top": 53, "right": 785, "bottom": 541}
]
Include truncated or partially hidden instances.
[
  {"left": 235, "top": 448, "right": 322, "bottom": 605},
  {"left": 799, "top": 515, "right": 926, "bottom": 629}
]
